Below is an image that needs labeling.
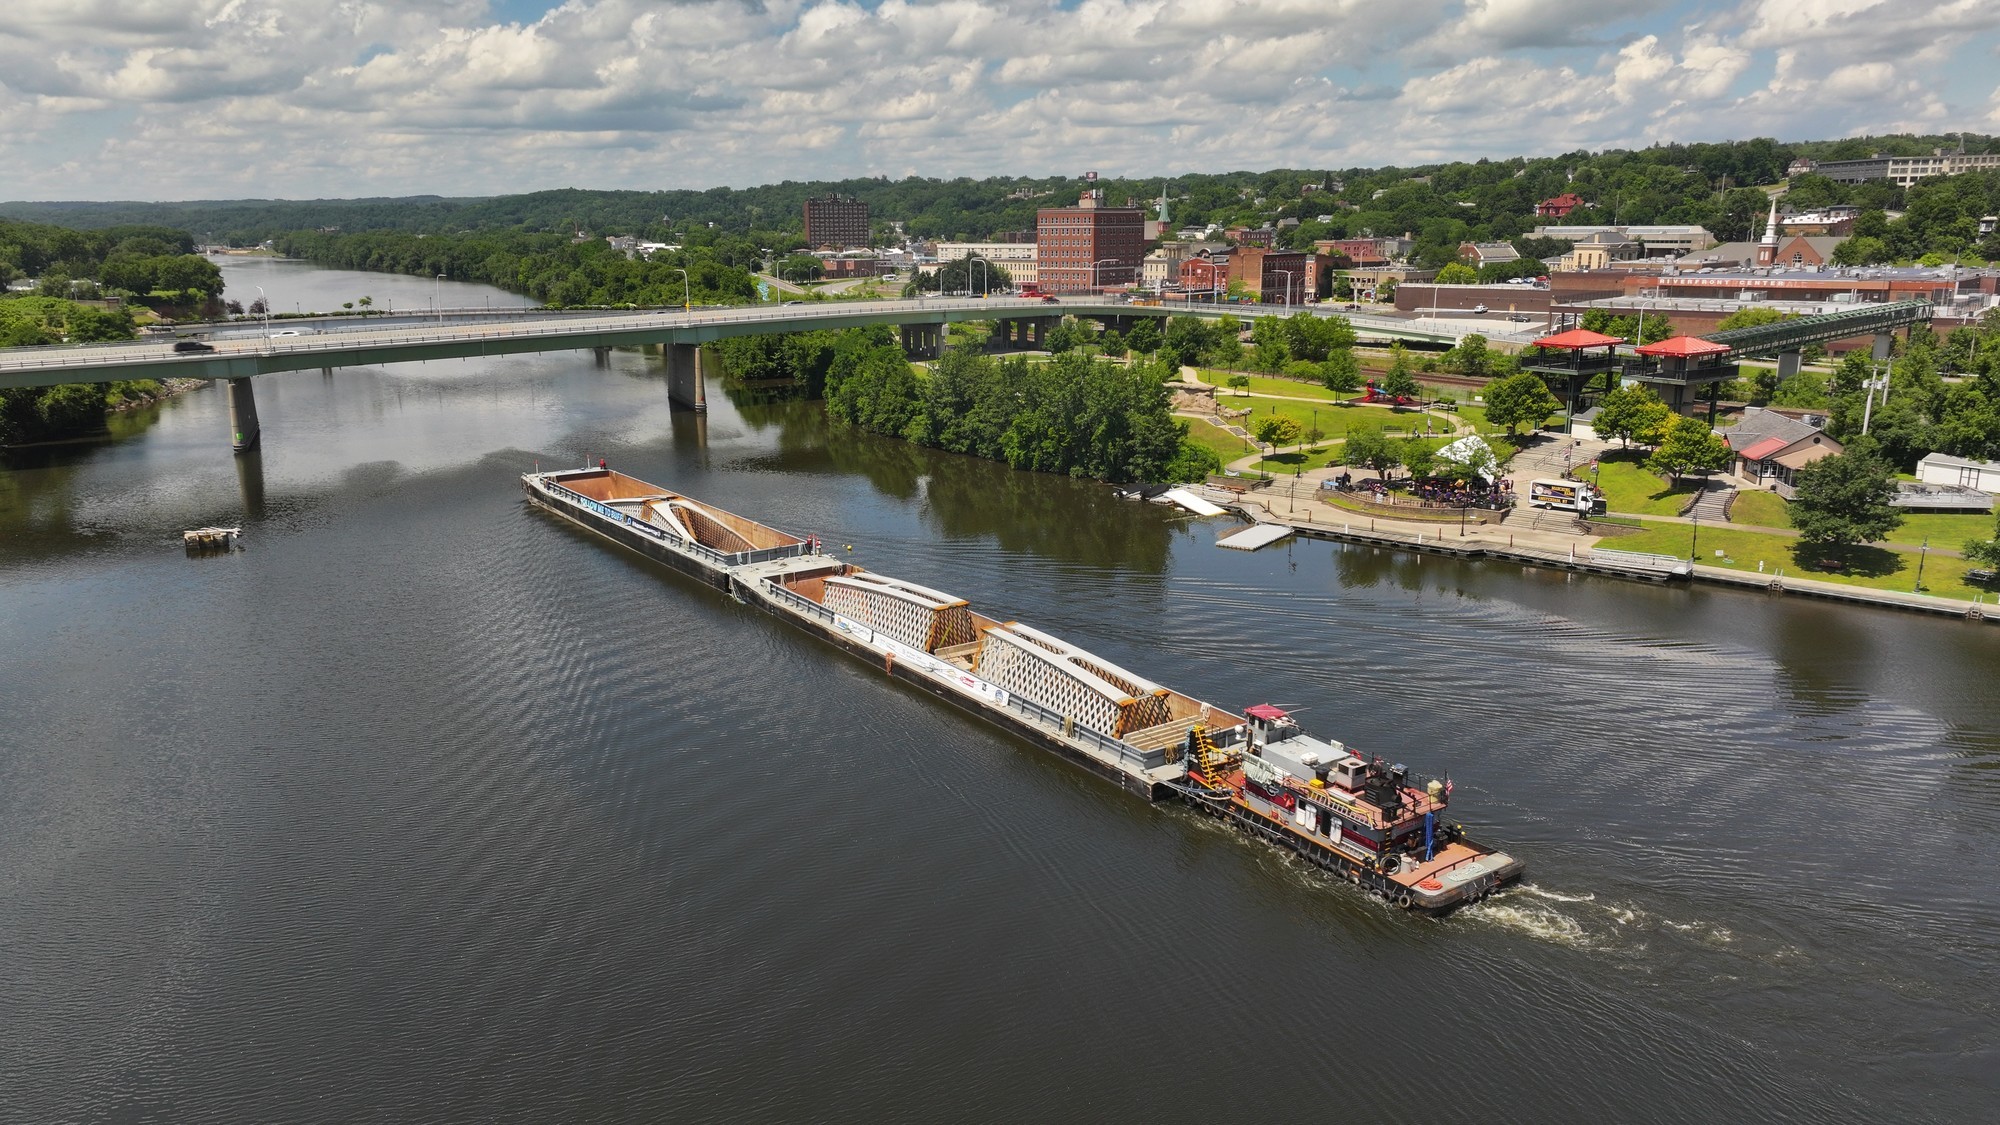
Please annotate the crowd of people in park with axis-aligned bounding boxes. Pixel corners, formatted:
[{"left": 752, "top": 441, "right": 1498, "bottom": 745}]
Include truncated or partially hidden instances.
[{"left": 1325, "top": 472, "right": 1515, "bottom": 511}]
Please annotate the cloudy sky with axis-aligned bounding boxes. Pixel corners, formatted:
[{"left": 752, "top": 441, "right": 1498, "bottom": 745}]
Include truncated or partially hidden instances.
[{"left": 2, "top": 0, "right": 1997, "bottom": 201}]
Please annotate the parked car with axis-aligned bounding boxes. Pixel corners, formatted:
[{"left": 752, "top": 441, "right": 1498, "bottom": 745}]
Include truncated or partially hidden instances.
[
  {"left": 172, "top": 340, "right": 215, "bottom": 353},
  {"left": 1471, "top": 303, "right": 1488, "bottom": 314},
  {"left": 1343, "top": 302, "right": 1360, "bottom": 310}
]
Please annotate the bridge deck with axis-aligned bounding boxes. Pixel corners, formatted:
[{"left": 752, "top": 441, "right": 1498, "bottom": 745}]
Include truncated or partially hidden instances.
[
  {"left": 2, "top": 297, "right": 1531, "bottom": 391},
  {"left": 1701, "top": 300, "right": 1932, "bottom": 357}
]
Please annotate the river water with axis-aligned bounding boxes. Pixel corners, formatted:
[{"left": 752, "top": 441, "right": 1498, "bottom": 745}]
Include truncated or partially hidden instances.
[{"left": 3, "top": 261, "right": 1997, "bottom": 1123}]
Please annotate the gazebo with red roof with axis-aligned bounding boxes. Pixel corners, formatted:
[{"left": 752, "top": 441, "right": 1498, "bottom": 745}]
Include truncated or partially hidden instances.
[
  {"left": 1627, "top": 336, "right": 1739, "bottom": 421},
  {"left": 1521, "top": 328, "right": 1629, "bottom": 433}
]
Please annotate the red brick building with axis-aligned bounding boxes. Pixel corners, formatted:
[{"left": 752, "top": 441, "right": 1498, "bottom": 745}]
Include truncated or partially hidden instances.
[
  {"left": 1316, "top": 238, "right": 1387, "bottom": 267},
  {"left": 1535, "top": 192, "right": 1585, "bottom": 219},
  {"left": 1178, "top": 254, "right": 1230, "bottom": 298},
  {"left": 1036, "top": 190, "right": 1146, "bottom": 292},
  {"left": 1227, "top": 248, "right": 1312, "bottom": 304},
  {"left": 804, "top": 195, "right": 870, "bottom": 250}
]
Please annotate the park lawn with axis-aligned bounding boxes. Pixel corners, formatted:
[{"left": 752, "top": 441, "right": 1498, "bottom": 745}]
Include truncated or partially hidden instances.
[
  {"left": 1253, "top": 442, "right": 1348, "bottom": 473},
  {"left": 1721, "top": 491, "right": 1990, "bottom": 547},
  {"left": 1883, "top": 507, "right": 1996, "bottom": 547},
  {"left": 1223, "top": 372, "right": 1350, "bottom": 402},
  {"left": 1609, "top": 524, "right": 1987, "bottom": 600},
  {"left": 1235, "top": 397, "right": 1444, "bottom": 443},
  {"left": 1592, "top": 451, "right": 1700, "bottom": 516},
  {"left": 1182, "top": 416, "right": 1256, "bottom": 461},
  {"left": 1729, "top": 488, "right": 1791, "bottom": 528}
]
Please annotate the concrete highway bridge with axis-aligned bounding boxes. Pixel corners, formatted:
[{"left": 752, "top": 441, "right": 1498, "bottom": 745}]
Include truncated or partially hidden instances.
[{"left": 0, "top": 296, "right": 1529, "bottom": 453}]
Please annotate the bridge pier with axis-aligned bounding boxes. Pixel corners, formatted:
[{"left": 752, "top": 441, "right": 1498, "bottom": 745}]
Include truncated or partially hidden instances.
[
  {"left": 665, "top": 343, "right": 707, "bottom": 412},
  {"left": 226, "top": 377, "right": 260, "bottom": 453},
  {"left": 900, "top": 324, "right": 944, "bottom": 359},
  {"left": 592, "top": 347, "right": 611, "bottom": 367},
  {"left": 1873, "top": 333, "right": 1894, "bottom": 362},
  {"left": 1776, "top": 350, "right": 1802, "bottom": 382}
]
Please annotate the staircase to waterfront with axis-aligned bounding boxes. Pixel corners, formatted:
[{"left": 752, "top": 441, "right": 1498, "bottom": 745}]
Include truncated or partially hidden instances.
[{"left": 1683, "top": 480, "right": 1735, "bottom": 524}]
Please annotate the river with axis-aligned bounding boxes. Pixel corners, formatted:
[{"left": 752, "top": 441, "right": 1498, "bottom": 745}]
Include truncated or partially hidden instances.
[{"left": 3, "top": 260, "right": 1996, "bottom": 1123}]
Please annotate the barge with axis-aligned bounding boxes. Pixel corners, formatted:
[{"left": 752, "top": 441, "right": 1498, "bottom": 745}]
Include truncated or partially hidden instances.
[{"left": 524, "top": 467, "right": 1522, "bottom": 913}]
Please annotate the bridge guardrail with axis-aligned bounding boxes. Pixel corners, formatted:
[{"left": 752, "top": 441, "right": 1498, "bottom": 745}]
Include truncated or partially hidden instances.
[{"left": 1, "top": 295, "right": 1514, "bottom": 374}]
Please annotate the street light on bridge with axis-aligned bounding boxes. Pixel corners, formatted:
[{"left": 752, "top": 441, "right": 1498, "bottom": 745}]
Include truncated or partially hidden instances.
[
  {"left": 672, "top": 267, "right": 691, "bottom": 315},
  {"left": 434, "top": 274, "right": 445, "bottom": 324}
]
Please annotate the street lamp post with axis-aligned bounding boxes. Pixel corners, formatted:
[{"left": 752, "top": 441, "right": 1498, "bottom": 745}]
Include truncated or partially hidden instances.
[
  {"left": 435, "top": 274, "right": 445, "bottom": 324},
  {"left": 1916, "top": 538, "right": 1929, "bottom": 592},
  {"left": 1092, "top": 257, "right": 1119, "bottom": 293},
  {"left": 1689, "top": 468, "right": 1705, "bottom": 564},
  {"left": 970, "top": 257, "right": 990, "bottom": 298},
  {"left": 254, "top": 285, "right": 269, "bottom": 349},
  {"left": 1277, "top": 269, "right": 1295, "bottom": 313},
  {"left": 672, "top": 267, "right": 691, "bottom": 315}
]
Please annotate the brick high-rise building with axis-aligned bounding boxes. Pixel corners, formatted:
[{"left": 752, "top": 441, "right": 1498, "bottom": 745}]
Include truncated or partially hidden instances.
[
  {"left": 804, "top": 195, "right": 870, "bottom": 250},
  {"left": 1036, "top": 190, "right": 1146, "bottom": 292}
]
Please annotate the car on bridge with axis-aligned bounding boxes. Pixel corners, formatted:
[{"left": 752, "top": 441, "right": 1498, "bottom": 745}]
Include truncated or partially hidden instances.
[{"left": 172, "top": 340, "right": 215, "bottom": 353}]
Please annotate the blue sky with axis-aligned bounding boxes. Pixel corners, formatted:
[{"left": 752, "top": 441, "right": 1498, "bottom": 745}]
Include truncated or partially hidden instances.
[{"left": 1, "top": 0, "right": 1997, "bottom": 200}]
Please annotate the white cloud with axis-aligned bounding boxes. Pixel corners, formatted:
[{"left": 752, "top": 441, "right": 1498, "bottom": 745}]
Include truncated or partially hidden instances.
[{"left": 0, "top": 0, "right": 1995, "bottom": 200}]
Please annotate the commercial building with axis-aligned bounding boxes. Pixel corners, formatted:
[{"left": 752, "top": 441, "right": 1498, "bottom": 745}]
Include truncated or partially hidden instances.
[
  {"left": 934, "top": 242, "right": 1037, "bottom": 287},
  {"left": 803, "top": 195, "right": 870, "bottom": 250},
  {"left": 1805, "top": 151, "right": 2000, "bottom": 187},
  {"left": 1559, "top": 231, "right": 1645, "bottom": 271},
  {"left": 1532, "top": 225, "right": 1716, "bottom": 257},
  {"left": 1036, "top": 189, "right": 1146, "bottom": 292},
  {"left": 1141, "top": 242, "right": 1191, "bottom": 291},
  {"left": 1226, "top": 248, "right": 1312, "bottom": 305},
  {"left": 1458, "top": 241, "right": 1521, "bottom": 268},
  {"left": 1177, "top": 252, "right": 1229, "bottom": 299},
  {"left": 818, "top": 254, "right": 889, "bottom": 279}
]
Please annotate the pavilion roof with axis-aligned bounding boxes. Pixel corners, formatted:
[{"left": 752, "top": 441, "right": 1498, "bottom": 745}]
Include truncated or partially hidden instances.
[
  {"left": 1637, "top": 335, "right": 1733, "bottom": 358},
  {"left": 1532, "top": 328, "right": 1623, "bottom": 350}
]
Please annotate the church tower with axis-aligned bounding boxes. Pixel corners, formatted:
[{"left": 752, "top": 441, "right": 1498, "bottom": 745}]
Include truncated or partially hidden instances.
[{"left": 1755, "top": 195, "right": 1781, "bottom": 267}]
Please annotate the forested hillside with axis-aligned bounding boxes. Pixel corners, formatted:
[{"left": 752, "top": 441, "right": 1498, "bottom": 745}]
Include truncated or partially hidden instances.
[{"left": 7, "top": 133, "right": 1995, "bottom": 263}]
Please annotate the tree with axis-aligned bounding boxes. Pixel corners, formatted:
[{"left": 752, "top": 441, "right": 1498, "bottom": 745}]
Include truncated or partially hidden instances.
[
  {"left": 1435, "top": 262, "right": 1479, "bottom": 285},
  {"left": 1790, "top": 444, "right": 1904, "bottom": 548},
  {"left": 1379, "top": 360, "right": 1421, "bottom": 401},
  {"left": 1253, "top": 415, "right": 1302, "bottom": 450},
  {"left": 1342, "top": 423, "right": 1403, "bottom": 477},
  {"left": 1964, "top": 511, "right": 2000, "bottom": 569},
  {"left": 1645, "top": 415, "right": 1732, "bottom": 483},
  {"left": 1378, "top": 343, "right": 1420, "bottom": 399},
  {"left": 1125, "top": 317, "right": 1162, "bottom": 355},
  {"left": 1320, "top": 349, "right": 1361, "bottom": 397},
  {"left": 1098, "top": 329, "right": 1127, "bottom": 358},
  {"left": 1444, "top": 333, "right": 1490, "bottom": 376},
  {"left": 1831, "top": 237, "right": 1891, "bottom": 266},
  {"left": 1482, "top": 372, "right": 1561, "bottom": 434},
  {"left": 1713, "top": 306, "right": 1786, "bottom": 332},
  {"left": 1592, "top": 384, "right": 1671, "bottom": 448}
]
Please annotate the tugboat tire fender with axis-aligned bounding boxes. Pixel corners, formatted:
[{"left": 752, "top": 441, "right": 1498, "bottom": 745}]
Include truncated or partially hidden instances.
[{"left": 1396, "top": 892, "right": 1414, "bottom": 910}]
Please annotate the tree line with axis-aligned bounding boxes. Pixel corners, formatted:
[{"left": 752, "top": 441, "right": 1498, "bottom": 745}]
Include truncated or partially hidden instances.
[
  {"left": 11, "top": 132, "right": 1996, "bottom": 265},
  {"left": 719, "top": 327, "right": 1219, "bottom": 484},
  {"left": 271, "top": 229, "right": 758, "bottom": 308}
]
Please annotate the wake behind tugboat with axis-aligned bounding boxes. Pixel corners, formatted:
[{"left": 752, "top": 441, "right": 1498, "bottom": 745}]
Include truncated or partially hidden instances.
[{"left": 522, "top": 465, "right": 1522, "bottom": 914}]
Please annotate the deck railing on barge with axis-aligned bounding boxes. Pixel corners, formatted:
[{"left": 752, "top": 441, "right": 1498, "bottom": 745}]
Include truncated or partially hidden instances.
[
  {"left": 539, "top": 479, "right": 812, "bottom": 567},
  {"left": 765, "top": 579, "right": 838, "bottom": 623}
]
